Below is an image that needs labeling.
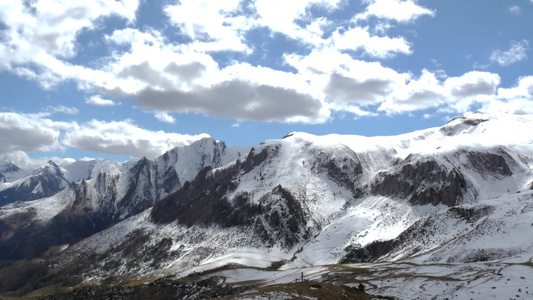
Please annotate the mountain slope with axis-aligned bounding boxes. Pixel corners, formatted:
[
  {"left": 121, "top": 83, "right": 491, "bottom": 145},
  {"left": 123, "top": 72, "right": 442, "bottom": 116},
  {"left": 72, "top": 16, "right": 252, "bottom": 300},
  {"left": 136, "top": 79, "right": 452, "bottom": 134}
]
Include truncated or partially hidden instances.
[
  {"left": 43, "top": 112, "right": 533, "bottom": 286},
  {"left": 1, "top": 112, "right": 533, "bottom": 298}
]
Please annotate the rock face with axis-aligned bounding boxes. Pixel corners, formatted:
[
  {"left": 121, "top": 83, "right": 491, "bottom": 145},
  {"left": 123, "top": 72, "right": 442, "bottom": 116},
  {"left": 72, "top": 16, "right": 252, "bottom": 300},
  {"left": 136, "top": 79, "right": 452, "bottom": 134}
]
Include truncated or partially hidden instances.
[
  {"left": 152, "top": 145, "right": 311, "bottom": 249},
  {"left": 370, "top": 156, "right": 467, "bottom": 206}
]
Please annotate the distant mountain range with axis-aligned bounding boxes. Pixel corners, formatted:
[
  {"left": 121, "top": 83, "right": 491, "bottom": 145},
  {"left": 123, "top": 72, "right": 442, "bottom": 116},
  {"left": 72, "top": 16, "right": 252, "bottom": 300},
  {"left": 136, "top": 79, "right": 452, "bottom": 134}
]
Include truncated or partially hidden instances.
[{"left": 1, "top": 112, "right": 532, "bottom": 299}]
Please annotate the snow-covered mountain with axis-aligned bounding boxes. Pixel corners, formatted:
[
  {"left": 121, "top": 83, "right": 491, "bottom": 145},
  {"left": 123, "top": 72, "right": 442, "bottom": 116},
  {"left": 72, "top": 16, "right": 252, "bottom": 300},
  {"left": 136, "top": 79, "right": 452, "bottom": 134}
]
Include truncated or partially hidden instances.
[
  {"left": 1, "top": 112, "right": 533, "bottom": 299},
  {"left": 0, "top": 138, "right": 249, "bottom": 260},
  {"left": 62, "top": 159, "right": 130, "bottom": 182},
  {"left": 40, "top": 112, "right": 531, "bottom": 283},
  {"left": 0, "top": 162, "right": 26, "bottom": 183},
  {"left": 0, "top": 161, "right": 70, "bottom": 206},
  {"left": 0, "top": 158, "right": 132, "bottom": 207}
]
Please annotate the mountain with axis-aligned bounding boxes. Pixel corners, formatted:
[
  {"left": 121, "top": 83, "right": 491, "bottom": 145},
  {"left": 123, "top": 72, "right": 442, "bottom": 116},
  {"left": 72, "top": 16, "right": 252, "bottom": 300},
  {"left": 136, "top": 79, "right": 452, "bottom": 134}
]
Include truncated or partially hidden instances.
[
  {"left": 1, "top": 112, "right": 533, "bottom": 299},
  {"left": 0, "top": 161, "right": 70, "bottom": 206},
  {"left": 0, "top": 138, "right": 249, "bottom": 260},
  {"left": 62, "top": 159, "right": 130, "bottom": 182},
  {"left": 0, "top": 162, "right": 26, "bottom": 183}
]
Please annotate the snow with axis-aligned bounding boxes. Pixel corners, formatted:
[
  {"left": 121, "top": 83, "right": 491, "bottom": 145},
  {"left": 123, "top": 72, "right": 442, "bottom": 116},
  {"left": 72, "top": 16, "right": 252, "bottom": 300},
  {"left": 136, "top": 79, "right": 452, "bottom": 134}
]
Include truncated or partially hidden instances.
[
  {"left": 0, "top": 188, "right": 75, "bottom": 221},
  {"left": 63, "top": 159, "right": 124, "bottom": 182},
  {"left": 353, "top": 262, "right": 533, "bottom": 299}
]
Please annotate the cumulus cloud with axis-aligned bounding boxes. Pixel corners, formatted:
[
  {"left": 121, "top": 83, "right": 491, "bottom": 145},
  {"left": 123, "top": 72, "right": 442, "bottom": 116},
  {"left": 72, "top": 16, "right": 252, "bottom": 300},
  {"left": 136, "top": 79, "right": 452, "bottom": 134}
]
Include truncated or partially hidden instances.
[
  {"left": 63, "top": 120, "right": 210, "bottom": 158},
  {"left": 445, "top": 71, "right": 500, "bottom": 97},
  {"left": 490, "top": 40, "right": 529, "bottom": 66},
  {"left": 331, "top": 27, "right": 412, "bottom": 58},
  {"left": 0, "top": 113, "right": 61, "bottom": 153},
  {"left": 325, "top": 73, "right": 393, "bottom": 104},
  {"left": 164, "top": 0, "right": 253, "bottom": 52},
  {"left": 0, "top": 0, "right": 139, "bottom": 79},
  {"left": 86, "top": 95, "right": 118, "bottom": 107},
  {"left": 154, "top": 111, "right": 176, "bottom": 124},
  {"left": 0, "top": 0, "right": 429, "bottom": 125},
  {"left": 0, "top": 112, "right": 213, "bottom": 159},
  {"left": 356, "top": 0, "right": 435, "bottom": 23},
  {"left": 0, "top": 0, "right": 530, "bottom": 133}
]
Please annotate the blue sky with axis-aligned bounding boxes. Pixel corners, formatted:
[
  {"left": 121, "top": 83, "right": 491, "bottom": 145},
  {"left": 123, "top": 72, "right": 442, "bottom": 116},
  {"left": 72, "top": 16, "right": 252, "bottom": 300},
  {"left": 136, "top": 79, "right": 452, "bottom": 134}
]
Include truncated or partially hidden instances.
[{"left": 0, "top": 0, "right": 532, "bottom": 166}]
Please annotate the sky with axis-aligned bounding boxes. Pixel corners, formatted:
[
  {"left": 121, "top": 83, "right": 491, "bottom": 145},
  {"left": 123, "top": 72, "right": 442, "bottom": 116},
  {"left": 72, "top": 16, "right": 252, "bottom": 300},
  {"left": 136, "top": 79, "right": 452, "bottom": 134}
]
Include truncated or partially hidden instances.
[{"left": 0, "top": 0, "right": 532, "bottom": 167}]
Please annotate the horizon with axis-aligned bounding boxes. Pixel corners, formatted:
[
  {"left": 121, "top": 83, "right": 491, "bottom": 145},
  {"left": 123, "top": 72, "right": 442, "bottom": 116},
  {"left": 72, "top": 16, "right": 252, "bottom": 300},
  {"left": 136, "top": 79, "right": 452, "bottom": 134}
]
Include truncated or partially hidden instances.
[{"left": 1, "top": 0, "right": 532, "bottom": 166}]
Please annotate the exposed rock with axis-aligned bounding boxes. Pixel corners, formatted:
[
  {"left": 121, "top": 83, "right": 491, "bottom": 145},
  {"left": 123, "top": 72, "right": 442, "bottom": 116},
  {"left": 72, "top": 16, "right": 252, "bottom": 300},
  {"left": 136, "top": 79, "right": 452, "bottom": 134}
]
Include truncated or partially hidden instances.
[{"left": 370, "top": 157, "right": 467, "bottom": 206}]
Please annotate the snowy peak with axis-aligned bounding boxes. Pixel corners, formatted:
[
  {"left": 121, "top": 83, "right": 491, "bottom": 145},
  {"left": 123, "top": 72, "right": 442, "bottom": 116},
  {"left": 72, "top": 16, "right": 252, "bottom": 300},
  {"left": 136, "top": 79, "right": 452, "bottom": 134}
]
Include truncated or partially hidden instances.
[
  {"left": 31, "top": 160, "right": 66, "bottom": 178},
  {"left": 0, "top": 161, "right": 70, "bottom": 206},
  {"left": 63, "top": 159, "right": 125, "bottom": 182},
  {"left": 0, "top": 162, "right": 25, "bottom": 183}
]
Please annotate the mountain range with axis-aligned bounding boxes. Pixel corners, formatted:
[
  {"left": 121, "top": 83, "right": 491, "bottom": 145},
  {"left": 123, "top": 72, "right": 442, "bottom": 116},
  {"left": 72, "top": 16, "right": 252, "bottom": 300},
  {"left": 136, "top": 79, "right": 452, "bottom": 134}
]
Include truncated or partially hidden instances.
[{"left": 1, "top": 111, "right": 532, "bottom": 299}]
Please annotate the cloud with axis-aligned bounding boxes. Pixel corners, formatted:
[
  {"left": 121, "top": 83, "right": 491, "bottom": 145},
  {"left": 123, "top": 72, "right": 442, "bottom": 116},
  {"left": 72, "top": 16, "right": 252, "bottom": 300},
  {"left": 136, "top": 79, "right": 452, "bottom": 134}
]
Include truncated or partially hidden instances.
[
  {"left": 379, "top": 69, "right": 445, "bottom": 113},
  {"left": 0, "top": 0, "right": 139, "bottom": 74},
  {"left": 164, "top": 0, "right": 252, "bottom": 52},
  {"left": 133, "top": 80, "right": 326, "bottom": 123},
  {"left": 0, "top": 113, "right": 60, "bottom": 153},
  {"left": 154, "top": 111, "right": 176, "bottom": 124},
  {"left": 86, "top": 95, "right": 118, "bottom": 107},
  {"left": 63, "top": 120, "right": 210, "bottom": 158},
  {"left": 490, "top": 40, "right": 529, "bottom": 66},
  {"left": 253, "top": 0, "right": 343, "bottom": 46},
  {"left": 286, "top": 48, "right": 408, "bottom": 110},
  {"left": 445, "top": 71, "right": 500, "bottom": 97},
  {"left": 331, "top": 27, "right": 412, "bottom": 58},
  {"left": 508, "top": 5, "right": 521, "bottom": 15},
  {"left": 48, "top": 106, "right": 79, "bottom": 115},
  {"left": 0, "top": 0, "right": 530, "bottom": 130},
  {"left": 0, "top": 112, "right": 215, "bottom": 159},
  {"left": 497, "top": 76, "right": 533, "bottom": 100},
  {"left": 97, "top": 29, "right": 331, "bottom": 123},
  {"left": 325, "top": 73, "right": 392, "bottom": 104},
  {"left": 356, "top": 0, "right": 435, "bottom": 23}
]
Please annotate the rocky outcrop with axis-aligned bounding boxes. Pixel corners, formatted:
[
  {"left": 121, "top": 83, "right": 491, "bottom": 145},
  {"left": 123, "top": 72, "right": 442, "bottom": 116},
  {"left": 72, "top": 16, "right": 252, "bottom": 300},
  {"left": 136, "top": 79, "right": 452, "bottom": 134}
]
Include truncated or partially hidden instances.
[{"left": 370, "top": 156, "right": 467, "bottom": 206}]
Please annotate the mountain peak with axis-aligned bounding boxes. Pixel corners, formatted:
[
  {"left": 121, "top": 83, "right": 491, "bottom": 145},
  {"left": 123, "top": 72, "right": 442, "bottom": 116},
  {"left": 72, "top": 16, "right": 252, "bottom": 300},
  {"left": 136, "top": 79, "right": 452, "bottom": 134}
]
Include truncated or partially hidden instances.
[{"left": 0, "top": 162, "right": 22, "bottom": 173}]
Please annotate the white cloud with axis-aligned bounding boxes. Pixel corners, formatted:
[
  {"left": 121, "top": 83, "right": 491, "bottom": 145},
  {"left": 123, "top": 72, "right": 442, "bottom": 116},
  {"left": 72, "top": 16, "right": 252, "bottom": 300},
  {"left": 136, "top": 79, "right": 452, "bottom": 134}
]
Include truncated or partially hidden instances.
[
  {"left": 285, "top": 48, "right": 409, "bottom": 109},
  {"left": 0, "top": 0, "right": 139, "bottom": 73},
  {"left": 63, "top": 120, "right": 210, "bottom": 158},
  {"left": 0, "top": 112, "right": 61, "bottom": 153},
  {"left": 490, "top": 40, "right": 529, "bottom": 66},
  {"left": 498, "top": 76, "right": 533, "bottom": 100},
  {"left": 253, "top": 0, "right": 342, "bottom": 46},
  {"left": 356, "top": 0, "right": 435, "bottom": 23},
  {"left": 509, "top": 5, "right": 521, "bottom": 15},
  {"left": 164, "top": 0, "right": 252, "bottom": 52},
  {"left": 98, "top": 29, "right": 331, "bottom": 123},
  {"left": 379, "top": 69, "right": 445, "bottom": 113},
  {"left": 445, "top": 71, "right": 500, "bottom": 97},
  {"left": 0, "top": 0, "right": 530, "bottom": 130},
  {"left": 86, "top": 95, "right": 118, "bottom": 107},
  {"left": 48, "top": 106, "right": 79, "bottom": 115},
  {"left": 154, "top": 111, "right": 176, "bottom": 124},
  {"left": 0, "top": 112, "right": 216, "bottom": 159},
  {"left": 331, "top": 27, "right": 412, "bottom": 58}
]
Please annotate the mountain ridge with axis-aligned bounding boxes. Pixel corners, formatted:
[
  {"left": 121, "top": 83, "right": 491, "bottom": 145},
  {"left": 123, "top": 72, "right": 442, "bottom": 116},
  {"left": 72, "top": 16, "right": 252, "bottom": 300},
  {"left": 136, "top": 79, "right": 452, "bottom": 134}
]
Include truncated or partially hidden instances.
[{"left": 1, "top": 112, "right": 533, "bottom": 299}]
